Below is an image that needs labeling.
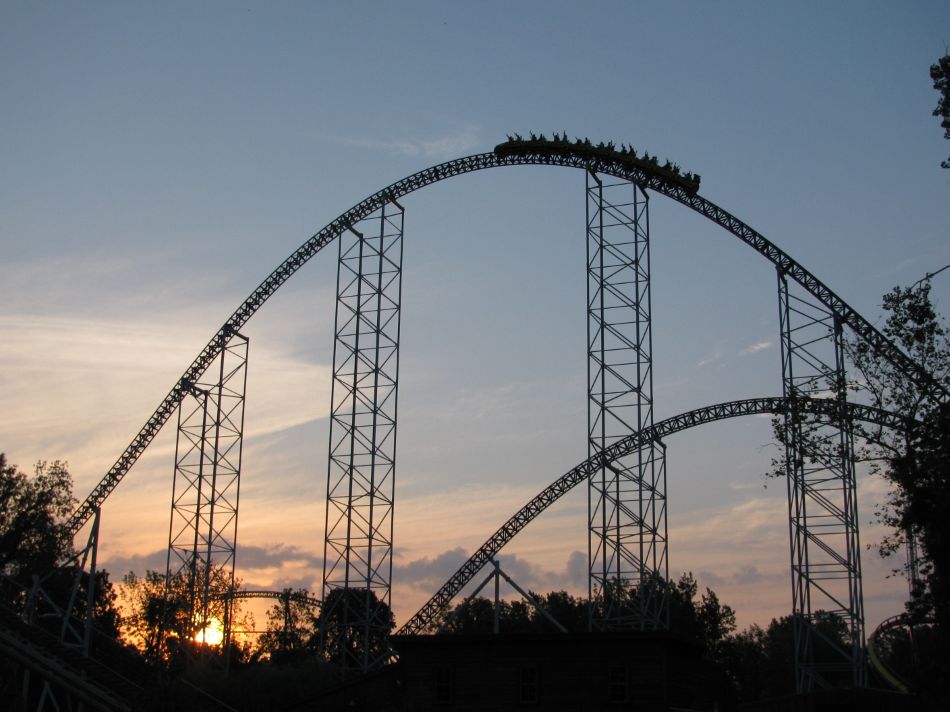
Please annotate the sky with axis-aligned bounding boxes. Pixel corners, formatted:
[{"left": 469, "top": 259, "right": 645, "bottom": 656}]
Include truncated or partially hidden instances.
[{"left": 2, "top": 1, "right": 949, "bottom": 632}]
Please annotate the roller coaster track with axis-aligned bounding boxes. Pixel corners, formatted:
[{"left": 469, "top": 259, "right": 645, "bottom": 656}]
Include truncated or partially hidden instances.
[
  {"left": 66, "top": 140, "right": 945, "bottom": 536},
  {"left": 867, "top": 614, "right": 917, "bottom": 693},
  {"left": 218, "top": 589, "right": 321, "bottom": 607},
  {"left": 0, "top": 602, "right": 143, "bottom": 711},
  {"left": 397, "top": 395, "right": 908, "bottom": 635}
]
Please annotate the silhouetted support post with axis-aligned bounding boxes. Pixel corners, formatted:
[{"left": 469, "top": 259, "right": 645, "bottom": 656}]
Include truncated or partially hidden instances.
[
  {"left": 586, "top": 170, "right": 668, "bottom": 630},
  {"left": 18, "top": 507, "right": 102, "bottom": 711},
  {"left": 165, "top": 328, "right": 249, "bottom": 654},
  {"left": 437, "top": 558, "right": 569, "bottom": 635},
  {"left": 63, "top": 506, "right": 101, "bottom": 656},
  {"left": 322, "top": 198, "right": 404, "bottom": 674},
  {"left": 777, "top": 271, "right": 865, "bottom": 691}
]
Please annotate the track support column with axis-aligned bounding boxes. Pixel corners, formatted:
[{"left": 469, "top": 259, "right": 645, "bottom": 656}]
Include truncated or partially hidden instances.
[
  {"left": 322, "top": 199, "right": 404, "bottom": 673},
  {"left": 777, "top": 271, "right": 865, "bottom": 691},
  {"left": 586, "top": 170, "right": 668, "bottom": 630},
  {"left": 165, "top": 328, "right": 249, "bottom": 651}
]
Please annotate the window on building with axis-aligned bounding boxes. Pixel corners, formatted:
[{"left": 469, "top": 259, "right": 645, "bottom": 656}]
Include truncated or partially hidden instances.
[
  {"left": 608, "top": 666, "right": 628, "bottom": 702},
  {"left": 520, "top": 666, "right": 538, "bottom": 704},
  {"left": 435, "top": 666, "right": 453, "bottom": 704}
]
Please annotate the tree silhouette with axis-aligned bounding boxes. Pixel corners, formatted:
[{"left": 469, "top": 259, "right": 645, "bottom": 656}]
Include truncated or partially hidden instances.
[
  {"left": 256, "top": 589, "right": 320, "bottom": 664},
  {"left": 0, "top": 454, "right": 121, "bottom": 642},
  {"left": 931, "top": 52, "right": 950, "bottom": 168},
  {"left": 120, "top": 565, "right": 247, "bottom": 667},
  {"left": 317, "top": 587, "right": 395, "bottom": 669},
  {"left": 767, "top": 281, "right": 949, "bottom": 700},
  {"left": 0, "top": 455, "right": 74, "bottom": 587}
]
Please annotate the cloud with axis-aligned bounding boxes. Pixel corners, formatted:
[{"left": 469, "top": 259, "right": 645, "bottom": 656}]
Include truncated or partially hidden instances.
[
  {"left": 394, "top": 547, "right": 469, "bottom": 591},
  {"left": 697, "top": 564, "right": 778, "bottom": 589},
  {"left": 238, "top": 544, "right": 322, "bottom": 570},
  {"left": 496, "top": 550, "right": 587, "bottom": 591},
  {"left": 101, "top": 548, "right": 168, "bottom": 576},
  {"left": 0, "top": 312, "right": 331, "bottom": 482},
  {"left": 695, "top": 339, "right": 727, "bottom": 368},
  {"left": 334, "top": 126, "right": 481, "bottom": 160},
  {"left": 743, "top": 340, "right": 772, "bottom": 354},
  {"left": 100, "top": 542, "right": 323, "bottom": 579},
  {"left": 248, "top": 574, "right": 322, "bottom": 594},
  {"left": 394, "top": 547, "right": 587, "bottom": 598}
]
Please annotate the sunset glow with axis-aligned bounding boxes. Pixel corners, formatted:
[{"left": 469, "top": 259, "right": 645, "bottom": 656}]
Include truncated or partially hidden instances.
[
  {"left": 195, "top": 618, "right": 224, "bottom": 647},
  {"left": 3, "top": 2, "right": 946, "bottom": 644}
]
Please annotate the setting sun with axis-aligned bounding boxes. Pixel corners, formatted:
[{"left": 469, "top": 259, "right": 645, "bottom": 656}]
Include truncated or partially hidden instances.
[{"left": 195, "top": 618, "right": 224, "bottom": 647}]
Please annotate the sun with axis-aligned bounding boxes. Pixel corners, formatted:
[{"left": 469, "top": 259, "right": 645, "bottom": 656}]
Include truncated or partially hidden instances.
[{"left": 195, "top": 617, "right": 224, "bottom": 646}]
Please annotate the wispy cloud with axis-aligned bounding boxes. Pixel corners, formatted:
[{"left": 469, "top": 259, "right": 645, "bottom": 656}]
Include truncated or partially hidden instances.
[
  {"left": 394, "top": 547, "right": 469, "bottom": 591},
  {"left": 394, "top": 547, "right": 586, "bottom": 595},
  {"left": 696, "top": 339, "right": 727, "bottom": 368},
  {"left": 743, "top": 340, "right": 772, "bottom": 354},
  {"left": 102, "top": 543, "right": 323, "bottom": 579},
  {"left": 0, "top": 312, "right": 330, "bottom": 480},
  {"left": 333, "top": 125, "right": 481, "bottom": 160}
]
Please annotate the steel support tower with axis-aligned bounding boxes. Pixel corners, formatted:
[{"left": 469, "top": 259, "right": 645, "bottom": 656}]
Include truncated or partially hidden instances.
[
  {"left": 777, "top": 271, "right": 865, "bottom": 691},
  {"left": 165, "top": 328, "right": 248, "bottom": 647},
  {"left": 586, "top": 171, "right": 668, "bottom": 630},
  {"left": 322, "top": 199, "right": 404, "bottom": 673}
]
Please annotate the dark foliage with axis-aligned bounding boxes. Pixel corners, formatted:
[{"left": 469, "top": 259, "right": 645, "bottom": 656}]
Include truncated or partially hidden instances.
[
  {"left": 317, "top": 587, "right": 395, "bottom": 668},
  {"left": 766, "top": 282, "right": 949, "bottom": 700},
  {"left": 120, "top": 566, "right": 250, "bottom": 669},
  {"left": 0, "top": 454, "right": 121, "bottom": 635},
  {"left": 931, "top": 52, "right": 950, "bottom": 168},
  {"left": 716, "top": 612, "right": 850, "bottom": 701},
  {"left": 0, "top": 454, "right": 74, "bottom": 583},
  {"left": 846, "top": 284, "right": 949, "bottom": 690},
  {"left": 255, "top": 588, "right": 320, "bottom": 664}
]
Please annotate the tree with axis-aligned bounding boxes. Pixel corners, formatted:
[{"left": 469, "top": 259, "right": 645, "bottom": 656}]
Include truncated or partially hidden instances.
[
  {"left": 0, "top": 453, "right": 121, "bottom": 641},
  {"left": 120, "top": 566, "right": 249, "bottom": 668},
  {"left": 316, "top": 588, "right": 395, "bottom": 669},
  {"left": 768, "top": 282, "right": 949, "bottom": 698},
  {"left": 531, "top": 589, "right": 588, "bottom": 632},
  {"left": 714, "top": 613, "right": 850, "bottom": 702},
  {"left": 665, "top": 572, "right": 737, "bottom": 659},
  {"left": 844, "top": 285, "right": 949, "bottom": 628},
  {"left": 436, "top": 595, "right": 538, "bottom": 634},
  {"left": 0, "top": 454, "right": 74, "bottom": 587},
  {"left": 121, "top": 569, "right": 181, "bottom": 663},
  {"left": 256, "top": 589, "right": 320, "bottom": 664},
  {"left": 436, "top": 574, "right": 737, "bottom": 646},
  {"left": 932, "top": 52, "right": 950, "bottom": 169}
]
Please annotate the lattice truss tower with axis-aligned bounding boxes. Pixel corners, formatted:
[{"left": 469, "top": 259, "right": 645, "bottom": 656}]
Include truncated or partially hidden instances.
[
  {"left": 165, "top": 329, "right": 249, "bottom": 640},
  {"left": 586, "top": 171, "right": 668, "bottom": 630},
  {"left": 777, "top": 273, "right": 865, "bottom": 690},
  {"left": 322, "top": 199, "right": 404, "bottom": 671}
]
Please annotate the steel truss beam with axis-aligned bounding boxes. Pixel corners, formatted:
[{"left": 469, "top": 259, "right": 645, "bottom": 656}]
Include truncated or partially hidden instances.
[
  {"left": 777, "top": 272, "right": 865, "bottom": 691},
  {"left": 12, "top": 509, "right": 117, "bottom": 711},
  {"left": 165, "top": 328, "right": 248, "bottom": 648},
  {"left": 322, "top": 199, "right": 404, "bottom": 673},
  {"left": 398, "top": 396, "right": 906, "bottom": 636},
  {"left": 69, "top": 143, "right": 945, "bottom": 537},
  {"left": 586, "top": 171, "right": 667, "bottom": 630}
]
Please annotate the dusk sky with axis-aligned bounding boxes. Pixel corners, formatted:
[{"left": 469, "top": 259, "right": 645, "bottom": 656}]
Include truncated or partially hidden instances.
[{"left": 2, "top": 1, "right": 949, "bottom": 631}]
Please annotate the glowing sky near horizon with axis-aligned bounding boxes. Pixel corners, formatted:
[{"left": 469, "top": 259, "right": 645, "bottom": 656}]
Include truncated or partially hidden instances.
[{"left": 2, "top": 1, "right": 949, "bottom": 630}]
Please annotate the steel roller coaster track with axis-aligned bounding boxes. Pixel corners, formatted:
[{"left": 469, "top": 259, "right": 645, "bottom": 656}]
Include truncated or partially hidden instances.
[
  {"left": 66, "top": 140, "right": 945, "bottom": 536},
  {"left": 396, "top": 395, "right": 908, "bottom": 635},
  {"left": 217, "top": 589, "right": 321, "bottom": 607}
]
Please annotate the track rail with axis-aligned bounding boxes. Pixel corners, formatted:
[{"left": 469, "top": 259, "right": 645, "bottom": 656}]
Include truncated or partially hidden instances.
[
  {"left": 217, "top": 589, "right": 321, "bottom": 607},
  {"left": 397, "top": 396, "right": 908, "bottom": 635},
  {"left": 67, "top": 141, "right": 942, "bottom": 535},
  {"left": 867, "top": 613, "right": 916, "bottom": 693}
]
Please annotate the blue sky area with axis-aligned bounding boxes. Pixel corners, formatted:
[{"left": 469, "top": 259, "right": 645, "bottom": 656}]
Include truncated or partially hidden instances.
[{"left": 2, "top": 1, "right": 949, "bottom": 628}]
